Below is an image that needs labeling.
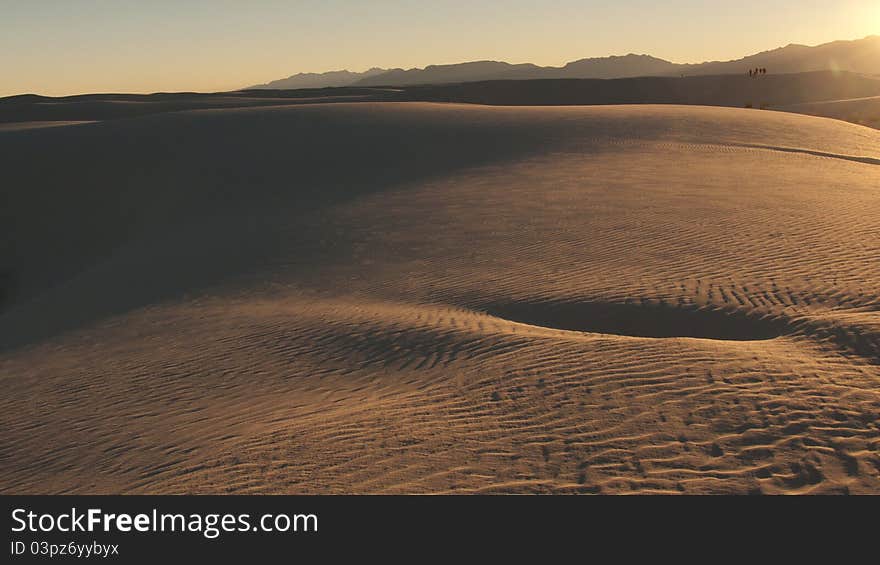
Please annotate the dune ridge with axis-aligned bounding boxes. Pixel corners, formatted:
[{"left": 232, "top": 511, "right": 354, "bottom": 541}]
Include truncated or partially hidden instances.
[{"left": 5, "top": 71, "right": 880, "bottom": 135}]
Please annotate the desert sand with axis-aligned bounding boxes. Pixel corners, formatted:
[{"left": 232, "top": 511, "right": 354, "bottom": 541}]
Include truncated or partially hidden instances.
[
  {"left": 1, "top": 102, "right": 879, "bottom": 494},
  {"left": 5, "top": 70, "right": 880, "bottom": 131},
  {"left": 776, "top": 96, "right": 880, "bottom": 131}
]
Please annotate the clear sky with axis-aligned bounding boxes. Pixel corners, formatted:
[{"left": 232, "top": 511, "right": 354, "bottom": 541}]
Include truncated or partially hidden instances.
[{"left": 1, "top": 0, "right": 878, "bottom": 96}]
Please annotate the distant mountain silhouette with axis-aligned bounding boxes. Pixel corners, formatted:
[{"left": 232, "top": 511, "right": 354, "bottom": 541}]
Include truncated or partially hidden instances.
[
  {"left": 352, "top": 55, "right": 679, "bottom": 86},
  {"left": 553, "top": 54, "right": 681, "bottom": 79},
  {"left": 682, "top": 35, "right": 880, "bottom": 76},
  {"left": 249, "top": 68, "right": 387, "bottom": 90},
  {"left": 250, "top": 36, "right": 880, "bottom": 90},
  {"left": 354, "top": 61, "right": 546, "bottom": 87}
]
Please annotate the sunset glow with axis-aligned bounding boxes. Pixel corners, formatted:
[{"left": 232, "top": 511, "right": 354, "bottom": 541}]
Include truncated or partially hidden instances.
[{"left": 1, "top": 0, "right": 877, "bottom": 96}]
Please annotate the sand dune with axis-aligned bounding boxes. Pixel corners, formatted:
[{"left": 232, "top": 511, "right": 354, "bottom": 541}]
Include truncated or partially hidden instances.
[
  {"left": 2, "top": 103, "right": 879, "bottom": 494},
  {"left": 5, "top": 71, "right": 880, "bottom": 133},
  {"left": 405, "top": 71, "right": 880, "bottom": 111},
  {"left": 776, "top": 96, "right": 880, "bottom": 130}
]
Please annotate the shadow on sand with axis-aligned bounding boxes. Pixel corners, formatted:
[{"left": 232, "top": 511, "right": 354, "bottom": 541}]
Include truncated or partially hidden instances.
[{"left": 484, "top": 299, "right": 792, "bottom": 341}]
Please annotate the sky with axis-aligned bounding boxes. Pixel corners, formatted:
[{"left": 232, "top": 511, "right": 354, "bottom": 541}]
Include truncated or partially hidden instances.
[{"left": 1, "top": 0, "right": 878, "bottom": 96}]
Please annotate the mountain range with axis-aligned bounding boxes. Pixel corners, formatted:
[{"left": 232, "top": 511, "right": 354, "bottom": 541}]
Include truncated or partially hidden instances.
[{"left": 249, "top": 35, "right": 880, "bottom": 90}]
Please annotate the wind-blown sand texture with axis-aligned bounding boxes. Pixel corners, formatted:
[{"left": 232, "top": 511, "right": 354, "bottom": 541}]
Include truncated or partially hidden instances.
[{"left": 2, "top": 103, "right": 879, "bottom": 494}]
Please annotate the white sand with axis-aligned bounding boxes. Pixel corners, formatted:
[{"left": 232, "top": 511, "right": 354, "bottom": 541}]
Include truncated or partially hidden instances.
[{"left": 1, "top": 103, "right": 878, "bottom": 494}]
